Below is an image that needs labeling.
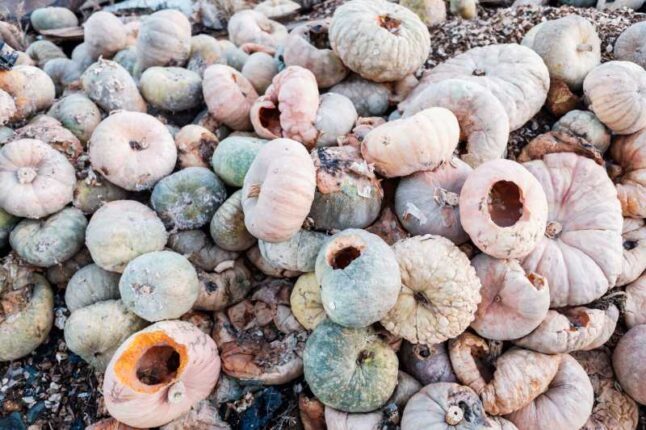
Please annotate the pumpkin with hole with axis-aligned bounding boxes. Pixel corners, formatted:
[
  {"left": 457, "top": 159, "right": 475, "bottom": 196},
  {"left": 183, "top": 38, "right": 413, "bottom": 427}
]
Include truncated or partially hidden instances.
[
  {"left": 31, "top": 7, "right": 78, "bottom": 32},
  {"left": 89, "top": 111, "right": 177, "bottom": 191},
  {"left": 0, "top": 139, "right": 75, "bottom": 219},
  {"left": 119, "top": 251, "right": 199, "bottom": 322},
  {"left": 614, "top": 22, "right": 646, "bottom": 69},
  {"left": 522, "top": 153, "right": 623, "bottom": 307},
  {"left": 203, "top": 65, "right": 258, "bottom": 131},
  {"left": 85, "top": 200, "right": 168, "bottom": 273},
  {"left": 242, "top": 138, "right": 316, "bottom": 243},
  {"left": 0, "top": 65, "right": 55, "bottom": 122},
  {"left": 140, "top": 67, "right": 203, "bottom": 112},
  {"left": 65, "top": 264, "right": 120, "bottom": 312},
  {"left": 136, "top": 10, "right": 191, "bottom": 71},
  {"left": 610, "top": 128, "right": 646, "bottom": 218},
  {"left": 459, "top": 159, "right": 548, "bottom": 259},
  {"left": 227, "top": 10, "right": 288, "bottom": 49},
  {"left": 81, "top": 59, "right": 146, "bottom": 113},
  {"left": 103, "top": 320, "right": 220, "bottom": 428},
  {"left": 65, "top": 300, "right": 148, "bottom": 371},
  {"left": 552, "top": 110, "right": 610, "bottom": 153},
  {"left": 329, "top": 0, "right": 429, "bottom": 83},
  {"left": 84, "top": 11, "right": 127, "bottom": 60},
  {"left": 290, "top": 272, "right": 326, "bottom": 330},
  {"left": 211, "top": 135, "right": 266, "bottom": 187},
  {"left": 399, "top": 341, "right": 457, "bottom": 385},
  {"left": 304, "top": 319, "right": 399, "bottom": 412},
  {"left": 316, "top": 229, "right": 400, "bottom": 328},
  {"left": 259, "top": 229, "right": 328, "bottom": 273},
  {"left": 209, "top": 190, "right": 256, "bottom": 252}
]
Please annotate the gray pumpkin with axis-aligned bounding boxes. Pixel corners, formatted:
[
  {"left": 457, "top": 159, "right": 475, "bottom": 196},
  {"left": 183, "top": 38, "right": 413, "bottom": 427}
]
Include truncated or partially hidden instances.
[
  {"left": 210, "top": 135, "right": 266, "bottom": 187},
  {"left": 73, "top": 174, "right": 129, "bottom": 215},
  {"left": 329, "top": 74, "right": 391, "bottom": 117},
  {"left": 315, "top": 229, "right": 400, "bottom": 328},
  {"left": 119, "top": 250, "right": 199, "bottom": 321},
  {"left": 10, "top": 207, "right": 87, "bottom": 267},
  {"left": 65, "top": 264, "right": 121, "bottom": 312},
  {"left": 151, "top": 167, "right": 227, "bottom": 230},
  {"left": 210, "top": 190, "right": 257, "bottom": 252},
  {"left": 168, "top": 229, "right": 238, "bottom": 271},
  {"left": 259, "top": 229, "right": 328, "bottom": 272},
  {"left": 304, "top": 319, "right": 399, "bottom": 413},
  {"left": 0, "top": 208, "right": 20, "bottom": 248},
  {"left": 139, "top": 67, "right": 203, "bottom": 112},
  {"left": 113, "top": 46, "right": 139, "bottom": 76},
  {"left": 48, "top": 93, "right": 102, "bottom": 144},
  {"left": 64, "top": 299, "right": 147, "bottom": 370},
  {"left": 30, "top": 7, "right": 79, "bottom": 32}
]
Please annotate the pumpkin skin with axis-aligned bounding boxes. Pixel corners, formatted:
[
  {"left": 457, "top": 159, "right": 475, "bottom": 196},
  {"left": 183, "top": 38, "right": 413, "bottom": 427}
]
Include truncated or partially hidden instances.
[
  {"left": 71, "top": 43, "right": 95, "bottom": 72},
  {"left": 470, "top": 255, "right": 549, "bottom": 341},
  {"left": 290, "top": 272, "right": 326, "bottom": 330},
  {"left": 613, "top": 325, "right": 646, "bottom": 406},
  {"left": 283, "top": 20, "right": 348, "bottom": 89},
  {"left": 31, "top": 7, "right": 78, "bottom": 31},
  {"left": 552, "top": 110, "right": 611, "bottom": 154},
  {"left": 14, "top": 115, "right": 83, "bottom": 163},
  {"left": 26, "top": 40, "right": 67, "bottom": 68},
  {"left": 203, "top": 65, "right": 258, "bottom": 131},
  {"left": 192, "top": 260, "right": 252, "bottom": 312},
  {"left": 246, "top": 245, "right": 302, "bottom": 278},
  {"left": 242, "top": 138, "right": 316, "bottom": 243},
  {"left": 314, "top": 93, "right": 357, "bottom": 148},
  {"left": 402, "top": 44, "right": 550, "bottom": 131},
  {"left": 625, "top": 275, "right": 646, "bottom": 329},
  {"left": 0, "top": 208, "right": 19, "bottom": 248},
  {"left": 0, "top": 139, "right": 75, "bottom": 219},
  {"left": 329, "top": 75, "right": 391, "bottom": 117},
  {"left": 113, "top": 46, "right": 138, "bottom": 76},
  {"left": 209, "top": 190, "right": 256, "bottom": 252},
  {"left": 0, "top": 65, "right": 56, "bottom": 122},
  {"left": 151, "top": 167, "right": 226, "bottom": 231},
  {"left": 0, "top": 90, "right": 16, "bottom": 126},
  {"left": 254, "top": 0, "right": 300, "bottom": 19},
  {"left": 85, "top": 200, "right": 168, "bottom": 273},
  {"left": 610, "top": 128, "right": 646, "bottom": 218},
  {"left": 324, "top": 407, "right": 382, "bottom": 430},
  {"left": 136, "top": 10, "right": 191, "bottom": 71},
  {"left": 10, "top": 207, "right": 87, "bottom": 268},
  {"left": 73, "top": 173, "right": 129, "bottom": 215},
  {"left": 402, "top": 80, "right": 509, "bottom": 168},
  {"left": 399, "top": 341, "right": 457, "bottom": 385},
  {"left": 522, "top": 16, "right": 601, "bottom": 90},
  {"left": 81, "top": 59, "right": 146, "bottom": 113},
  {"left": 459, "top": 159, "right": 548, "bottom": 259},
  {"left": 174, "top": 125, "right": 218, "bottom": 169},
  {"left": 187, "top": 35, "right": 226, "bottom": 77},
  {"left": 84, "top": 11, "right": 127, "bottom": 60},
  {"left": 167, "top": 230, "right": 238, "bottom": 272},
  {"left": 329, "top": 0, "right": 429, "bottom": 83},
  {"left": 507, "top": 354, "right": 594, "bottom": 430},
  {"left": 304, "top": 319, "right": 399, "bottom": 413},
  {"left": 227, "top": 10, "right": 288, "bottom": 49},
  {"left": 46, "top": 247, "right": 93, "bottom": 288},
  {"left": 259, "top": 229, "right": 327, "bottom": 272},
  {"left": 211, "top": 135, "right": 266, "bottom": 187},
  {"left": 381, "top": 235, "right": 480, "bottom": 345},
  {"left": 65, "top": 263, "right": 121, "bottom": 312},
  {"left": 43, "top": 58, "right": 81, "bottom": 97},
  {"left": 395, "top": 157, "right": 471, "bottom": 244},
  {"left": 362, "top": 107, "right": 459, "bottom": 178},
  {"left": 48, "top": 93, "right": 102, "bottom": 144},
  {"left": 522, "top": 153, "right": 623, "bottom": 308},
  {"left": 103, "top": 320, "right": 221, "bottom": 428},
  {"left": 250, "top": 66, "right": 320, "bottom": 148},
  {"left": 241, "top": 52, "right": 279, "bottom": 94},
  {"left": 64, "top": 299, "right": 148, "bottom": 371},
  {"left": 140, "top": 67, "right": 203, "bottom": 112},
  {"left": 89, "top": 111, "right": 177, "bottom": 191},
  {"left": 310, "top": 146, "right": 382, "bottom": 231},
  {"left": 617, "top": 218, "right": 646, "bottom": 287},
  {"left": 316, "top": 229, "right": 400, "bottom": 328},
  {"left": 614, "top": 22, "right": 646, "bottom": 69},
  {"left": 583, "top": 61, "right": 646, "bottom": 135},
  {"left": 448, "top": 332, "right": 561, "bottom": 416}
]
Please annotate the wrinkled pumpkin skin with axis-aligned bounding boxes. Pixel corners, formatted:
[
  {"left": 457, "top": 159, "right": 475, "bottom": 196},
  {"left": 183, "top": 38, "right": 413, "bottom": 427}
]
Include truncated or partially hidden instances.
[
  {"left": 65, "top": 264, "right": 121, "bottom": 312},
  {"left": 610, "top": 128, "right": 646, "bottom": 218},
  {"left": 316, "top": 229, "right": 400, "bottom": 328},
  {"left": 203, "top": 65, "right": 259, "bottom": 131},
  {"left": 617, "top": 218, "right": 646, "bottom": 287},
  {"left": 259, "top": 229, "right": 328, "bottom": 273},
  {"left": 136, "top": 10, "right": 192, "bottom": 71},
  {"left": 290, "top": 272, "right": 327, "bottom": 330},
  {"left": 10, "top": 207, "right": 87, "bottom": 268},
  {"left": 399, "top": 341, "right": 457, "bottom": 385},
  {"left": 613, "top": 324, "right": 646, "bottom": 405},
  {"left": 48, "top": 93, "right": 102, "bottom": 144},
  {"left": 552, "top": 109, "right": 611, "bottom": 153},
  {"left": 625, "top": 275, "right": 646, "bottom": 329},
  {"left": 211, "top": 135, "right": 266, "bottom": 187},
  {"left": 81, "top": 59, "right": 146, "bottom": 113},
  {"left": 140, "top": 67, "right": 203, "bottom": 112},
  {"left": 304, "top": 320, "right": 399, "bottom": 413}
]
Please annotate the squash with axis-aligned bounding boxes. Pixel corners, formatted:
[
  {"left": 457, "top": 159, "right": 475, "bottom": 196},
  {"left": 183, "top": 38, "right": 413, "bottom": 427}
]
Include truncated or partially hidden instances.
[
  {"left": 614, "top": 22, "right": 646, "bottom": 69},
  {"left": 241, "top": 52, "right": 279, "bottom": 94},
  {"left": 255, "top": 0, "right": 300, "bottom": 19},
  {"left": 65, "top": 263, "right": 120, "bottom": 312},
  {"left": 48, "top": 93, "right": 102, "bottom": 144},
  {"left": 329, "top": 74, "right": 391, "bottom": 117},
  {"left": 174, "top": 125, "right": 218, "bottom": 169},
  {"left": 140, "top": 67, "right": 203, "bottom": 112},
  {"left": 0, "top": 209, "right": 19, "bottom": 248},
  {"left": 324, "top": 407, "right": 382, "bottom": 430},
  {"left": 103, "top": 320, "right": 220, "bottom": 428},
  {"left": 316, "top": 229, "right": 400, "bottom": 328},
  {"left": 613, "top": 325, "right": 646, "bottom": 406},
  {"left": 120, "top": 251, "right": 199, "bottom": 322},
  {"left": 71, "top": 43, "right": 95, "bottom": 72},
  {"left": 362, "top": 107, "right": 459, "bottom": 178},
  {"left": 203, "top": 64, "right": 259, "bottom": 131},
  {"left": 73, "top": 172, "right": 129, "bottom": 215},
  {"left": 167, "top": 230, "right": 238, "bottom": 272},
  {"left": 242, "top": 138, "right": 316, "bottom": 243},
  {"left": 43, "top": 59, "right": 81, "bottom": 96},
  {"left": 381, "top": 235, "right": 481, "bottom": 345},
  {"left": 460, "top": 159, "right": 548, "bottom": 259},
  {"left": 617, "top": 218, "right": 646, "bottom": 287},
  {"left": 84, "top": 11, "right": 127, "bottom": 60},
  {"left": 400, "top": 0, "right": 447, "bottom": 27},
  {"left": 304, "top": 319, "right": 399, "bottom": 413},
  {"left": 85, "top": 200, "right": 168, "bottom": 273},
  {"left": 522, "top": 153, "right": 623, "bottom": 307},
  {"left": 31, "top": 7, "right": 78, "bottom": 32},
  {"left": 314, "top": 93, "right": 357, "bottom": 148},
  {"left": 552, "top": 110, "right": 610, "bottom": 154},
  {"left": 210, "top": 190, "right": 256, "bottom": 252},
  {"left": 625, "top": 275, "right": 646, "bottom": 329},
  {"left": 329, "top": 0, "right": 430, "bottom": 82},
  {"left": 26, "top": 40, "right": 67, "bottom": 68},
  {"left": 0, "top": 90, "right": 15, "bottom": 126},
  {"left": 211, "top": 134, "right": 266, "bottom": 187},
  {"left": 399, "top": 341, "right": 457, "bottom": 385},
  {"left": 113, "top": 46, "right": 138, "bottom": 76},
  {"left": 0, "top": 139, "right": 75, "bottom": 219},
  {"left": 187, "top": 35, "right": 225, "bottom": 77},
  {"left": 610, "top": 128, "right": 646, "bottom": 218},
  {"left": 81, "top": 59, "right": 146, "bottom": 113},
  {"left": 89, "top": 111, "right": 177, "bottom": 191},
  {"left": 246, "top": 245, "right": 302, "bottom": 278},
  {"left": 14, "top": 115, "right": 83, "bottom": 163},
  {"left": 259, "top": 229, "right": 327, "bottom": 273},
  {"left": 583, "top": 61, "right": 646, "bottom": 135},
  {"left": 227, "top": 10, "right": 288, "bottom": 49},
  {"left": 45, "top": 248, "right": 92, "bottom": 288},
  {"left": 290, "top": 272, "right": 326, "bottom": 330},
  {"left": 0, "top": 65, "right": 56, "bottom": 122},
  {"left": 136, "top": 10, "right": 191, "bottom": 71}
]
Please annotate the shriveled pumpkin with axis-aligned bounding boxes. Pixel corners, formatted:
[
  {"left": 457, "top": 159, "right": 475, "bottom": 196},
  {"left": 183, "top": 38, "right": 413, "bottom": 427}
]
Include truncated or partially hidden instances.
[
  {"left": 329, "top": 0, "right": 429, "bottom": 83},
  {"left": 522, "top": 153, "right": 623, "bottom": 307},
  {"left": 210, "top": 190, "right": 256, "bottom": 252},
  {"left": 136, "top": 10, "right": 191, "bottom": 71},
  {"left": 614, "top": 22, "right": 646, "bottom": 69},
  {"left": 14, "top": 115, "right": 83, "bottom": 162},
  {"left": 84, "top": 11, "right": 128, "bottom": 60},
  {"left": 103, "top": 320, "right": 220, "bottom": 428},
  {"left": 259, "top": 229, "right": 328, "bottom": 273},
  {"left": 399, "top": 341, "right": 457, "bottom": 385},
  {"left": 192, "top": 259, "right": 252, "bottom": 312},
  {"left": 552, "top": 109, "right": 611, "bottom": 153},
  {"left": 242, "top": 138, "right": 316, "bottom": 243},
  {"left": 81, "top": 59, "right": 146, "bottom": 113},
  {"left": 203, "top": 65, "right": 258, "bottom": 131},
  {"left": 0, "top": 139, "right": 76, "bottom": 219},
  {"left": 89, "top": 111, "right": 177, "bottom": 191},
  {"left": 625, "top": 275, "right": 646, "bottom": 329},
  {"left": 609, "top": 128, "right": 646, "bottom": 218},
  {"left": 381, "top": 235, "right": 481, "bottom": 345},
  {"left": 140, "top": 67, "right": 203, "bottom": 112},
  {"left": 0, "top": 65, "right": 55, "bottom": 122},
  {"left": 227, "top": 10, "right": 288, "bottom": 49},
  {"left": 174, "top": 125, "right": 218, "bottom": 169}
]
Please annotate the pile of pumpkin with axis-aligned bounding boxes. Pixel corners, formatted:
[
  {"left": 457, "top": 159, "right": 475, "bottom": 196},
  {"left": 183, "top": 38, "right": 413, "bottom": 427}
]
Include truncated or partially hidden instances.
[{"left": 0, "top": 0, "right": 646, "bottom": 428}]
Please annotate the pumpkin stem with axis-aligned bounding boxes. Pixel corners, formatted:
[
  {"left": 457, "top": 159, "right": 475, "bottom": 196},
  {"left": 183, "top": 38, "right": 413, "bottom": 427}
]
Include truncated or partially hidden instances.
[
  {"left": 434, "top": 188, "right": 460, "bottom": 207},
  {"left": 247, "top": 183, "right": 261, "bottom": 198},
  {"left": 129, "top": 140, "right": 149, "bottom": 151},
  {"left": 16, "top": 167, "right": 37, "bottom": 184},
  {"left": 445, "top": 405, "right": 464, "bottom": 425},
  {"left": 577, "top": 43, "right": 593, "bottom": 52},
  {"left": 167, "top": 381, "right": 186, "bottom": 404},
  {"left": 545, "top": 221, "right": 562, "bottom": 239}
]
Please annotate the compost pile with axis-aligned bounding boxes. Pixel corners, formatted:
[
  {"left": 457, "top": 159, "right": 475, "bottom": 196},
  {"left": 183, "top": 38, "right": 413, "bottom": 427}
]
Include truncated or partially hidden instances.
[{"left": 0, "top": 0, "right": 645, "bottom": 428}]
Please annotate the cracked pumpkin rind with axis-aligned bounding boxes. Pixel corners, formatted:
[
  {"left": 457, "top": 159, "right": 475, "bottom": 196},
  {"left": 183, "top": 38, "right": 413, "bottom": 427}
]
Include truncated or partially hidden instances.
[{"left": 381, "top": 235, "right": 481, "bottom": 345}]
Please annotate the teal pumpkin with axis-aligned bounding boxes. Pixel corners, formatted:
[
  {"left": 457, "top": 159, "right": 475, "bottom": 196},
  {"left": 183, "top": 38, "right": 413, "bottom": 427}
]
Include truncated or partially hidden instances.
[
  {"left": 64, "top": 263, "right": 121, "bottom": 312},
  {"left": 259, "top": 229, "right": 328, "bottom": 272},
  {"left": 151, "top": 167, "right": 227, "bottom": 230},
  {"left": 304, "top": 319, "right": 399, "bottom": 412},
  {"left": 139, "top": 67, "right": 203, "bottom": 112},
  {"left": 211, "top": 135, "right": 267, "bottom": 187},
  {"left": 0, "top": 208, "right": 20, "bottom": 248},
  {"left": 168, "top": 229, "right": 238, "bottom": 271},
  {"left": 48, "top": 93, "right": 102, "bottom": 144},
  {"left": 113, "top": 46, "right": 138, "bottom": 76},
  {"left": 210, "top": 190, "right": 257, "bottom": 252},
  {"left": 9, "top": 207, "right": 87, "bottom": 267},
  {"left": 30, "top": 7, "right": 79, "bottom": 32},
  {"left": 73, "top": 175, "right": 129, "bottom": 215}
]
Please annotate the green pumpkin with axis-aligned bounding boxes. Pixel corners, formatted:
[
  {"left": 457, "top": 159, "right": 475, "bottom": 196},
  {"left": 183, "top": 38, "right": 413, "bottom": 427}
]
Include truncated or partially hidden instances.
[
  {"left": 113, "top": 46, "right": 138, "bottom": 77},
  {"left": 209, "top": 190, "right": 256, "bottom": 251},
  {"left": 0, "top": 208, "right": 20, "bottom": 248},
  {"left": 64, "top": 263, "right": 121, "bottom": 312},
  {"left": 139, "top": 67, "right": 204, "bottom": 112},
  {"left": 304, "top": 320, "right": 399, "bottom": 412},
  {"left": 48, "top": 93, "right": 102, "bottom": 143},
  {"left": 259, "top": 229, "right": 328, "bottom": 272},
  {"left": 315, "top": 229, "right": 400, "bottom": 328},
  {"left": 211, "top": 135, "right": 267, "bottom": 187},
  {"left": 10, "top": 207, "right": 87, "bottom": 267},
  {"left": 151, "top": 167, "right": 227, "bottom": 230},
  {"left": 73, "top": 175, "right": 129, "bottom": 214},
  {"left": 30, "top": 7, "right": 78, "bottom": 32}
]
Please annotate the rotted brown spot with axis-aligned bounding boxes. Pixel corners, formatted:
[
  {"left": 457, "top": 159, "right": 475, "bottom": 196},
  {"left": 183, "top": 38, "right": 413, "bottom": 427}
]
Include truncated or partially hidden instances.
[
  {"left": 546, "top": 79, "right": 580, "bottom": 117},
  {"left": 378, "top": 15, "right": 401, "bottom": 34},
  {"left": 518, "top": 131, "right": 603, "bottom": 165},
  {"left": 487, "top": 181, "right": 524, "bottom": 227},
  {"left": 307, "top": 24, "right": 331, "bottom": 50},
  {"left": 258, "top": 105, "right": 282, "bottom": 136},
  {"left": 567, "top": 310, "right": 591, "bottom": 331}
]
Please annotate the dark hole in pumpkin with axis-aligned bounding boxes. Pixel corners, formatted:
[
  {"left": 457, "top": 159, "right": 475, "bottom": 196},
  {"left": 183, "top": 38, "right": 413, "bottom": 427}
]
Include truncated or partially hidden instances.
[
  {"left": 330, "top": 246, "right": 361, "bottom": 270},
  {"left": 136, "top": 346, "right": 181, "bottom": 385},
  {"left": 307, "top": 25, "right": 330, "bottom": 49},
  {"left": 129, "top": 140, "right": 145, "bottom": 151},
  {"left": 487, "top": 181, "right": 524, "bottom": 227},
  {"left": 414, "top": 292, "right": 432, "bottom": 307},
  {"left": 415, "top": 344, "right": 431, "bottom": 359},
  {"left": 356, "top": 350, "right": 374, "bottom": 366},
  {"left": 458, "top": 401, "right": 474, "bottom": 422},
  {"left": 378, "top": 15, "right": 401, "bottom": 34},
  {"left": 624, "top": 240, "right": 638, "bottom": 251},
  {"left": 470, "top": 345, "right": 496, "bottom": 384},
  {"left": 258, "top": 106, "right": 282, "bottom": 136},
  {"left": 566, "top": 310, "right": 590, "bottom": 330},
  {"left": 472, "top": 68, "right": 486, "bottom": 76}
]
